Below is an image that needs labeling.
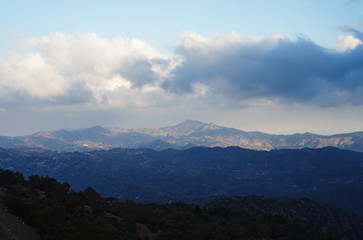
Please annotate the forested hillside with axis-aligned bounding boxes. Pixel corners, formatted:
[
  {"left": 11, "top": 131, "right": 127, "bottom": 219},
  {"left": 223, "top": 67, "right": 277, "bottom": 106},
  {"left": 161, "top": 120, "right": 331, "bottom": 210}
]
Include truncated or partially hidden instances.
[
  {"left": 1, "top": 146, "right": 362, "bottom": 217},
  {"left": 0, "top": 168, "right": 350, "bottom": 240},
  {"left": 206, "top": 196, "right": 363, "bottom": 240}
]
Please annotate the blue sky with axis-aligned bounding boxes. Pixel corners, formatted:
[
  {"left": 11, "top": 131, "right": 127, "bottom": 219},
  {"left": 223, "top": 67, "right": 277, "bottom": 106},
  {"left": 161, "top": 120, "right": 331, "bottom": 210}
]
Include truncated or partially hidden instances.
[
  {"left": 0, "top": 0, "right": 363, "bottom": 135},
  {"left": 2, "top": 0, "right": 362, "bottom": 52}
]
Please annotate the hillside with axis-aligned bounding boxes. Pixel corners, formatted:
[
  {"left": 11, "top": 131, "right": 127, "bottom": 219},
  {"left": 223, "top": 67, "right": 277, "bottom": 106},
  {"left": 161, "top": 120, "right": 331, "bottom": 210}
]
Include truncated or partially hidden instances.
[
  {"left": 206, "top": 196, "right": 363, "bottom": 240},
  {"left": 0, "top": 204, "right": 39, "bottom": 240},
  {"left": 0, "top": 120, "right": 363, "bottom": 152},
  {"left": 0, "top": 168, "right": 351, "bottom": 240},
  {"left": 1, "top": 146, "right": 362, "bottom": 217}
]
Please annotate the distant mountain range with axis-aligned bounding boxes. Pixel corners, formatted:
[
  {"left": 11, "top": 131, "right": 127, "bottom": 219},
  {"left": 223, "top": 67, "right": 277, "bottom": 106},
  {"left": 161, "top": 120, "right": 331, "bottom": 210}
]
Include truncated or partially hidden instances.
[{"left": 1, "top": 120, "right": 363, "bottom": 152}]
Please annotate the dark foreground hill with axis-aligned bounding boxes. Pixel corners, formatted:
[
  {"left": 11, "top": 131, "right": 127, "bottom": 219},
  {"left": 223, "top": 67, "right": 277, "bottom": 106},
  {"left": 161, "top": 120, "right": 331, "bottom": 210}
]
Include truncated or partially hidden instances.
[
  {"left": 206, "top": 196, "right": 363, "bottom": 240},
  {"left": 0, "top": 168, "right": 356, "bottom": 240},
  {"left": 1, "top": 120, "right": 363, "bottom": 152},
  {"left": 0, "top": 203, "right": 39, "bottom": 240},
  {"left": 0, "top": 146, "right": 363, "bottom": 218}
]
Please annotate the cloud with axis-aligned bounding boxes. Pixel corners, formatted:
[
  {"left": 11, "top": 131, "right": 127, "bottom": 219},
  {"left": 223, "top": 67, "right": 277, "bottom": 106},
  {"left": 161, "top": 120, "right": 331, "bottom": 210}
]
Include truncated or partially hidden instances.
[
  {"left": 0, "top": 32, "right": 179, "bottom": 108},
  {"left": 1, "top": 29, "right": 363, "bottom": 110},
  {"left": 336, "top": 25, "right": 363, "bottom": 52},
  {"left": 335, "top": 34, "right": 362, "bottom": 52},
  {"left": 163, "top": 30, "right": 363, "bottom": 106}
]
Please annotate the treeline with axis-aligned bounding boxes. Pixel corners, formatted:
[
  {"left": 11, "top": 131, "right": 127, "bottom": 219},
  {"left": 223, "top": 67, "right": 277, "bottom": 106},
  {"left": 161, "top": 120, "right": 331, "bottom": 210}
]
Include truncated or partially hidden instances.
[{"left": 0, "top": 168, "right": 339, "bottom": 240}]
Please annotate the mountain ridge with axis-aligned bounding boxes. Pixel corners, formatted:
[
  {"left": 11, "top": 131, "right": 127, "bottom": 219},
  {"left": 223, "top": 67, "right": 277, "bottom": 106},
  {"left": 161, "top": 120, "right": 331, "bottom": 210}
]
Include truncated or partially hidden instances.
[{"left": 0, "top": 120, "right": 363, "bottom": 152}]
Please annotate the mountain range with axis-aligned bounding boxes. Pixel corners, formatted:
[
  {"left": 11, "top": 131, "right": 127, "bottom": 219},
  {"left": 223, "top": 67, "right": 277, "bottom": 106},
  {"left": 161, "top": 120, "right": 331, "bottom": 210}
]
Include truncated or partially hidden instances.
[{"left": 1, "top": 120, "right": 363, "bottom": 152}]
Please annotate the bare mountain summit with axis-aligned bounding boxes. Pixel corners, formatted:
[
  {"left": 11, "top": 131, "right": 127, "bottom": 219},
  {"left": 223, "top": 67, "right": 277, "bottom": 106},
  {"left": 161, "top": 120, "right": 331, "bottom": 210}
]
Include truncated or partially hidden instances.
[{"left": 0, "top": 120, "right": 362, "bottom": 152}]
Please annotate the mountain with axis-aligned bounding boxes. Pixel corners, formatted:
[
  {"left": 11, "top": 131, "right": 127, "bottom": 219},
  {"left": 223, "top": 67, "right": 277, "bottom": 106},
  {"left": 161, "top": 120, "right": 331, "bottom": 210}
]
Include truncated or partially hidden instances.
[
  {"left": 1, "top": 120, "right": 363, "bottom": 152},
  {"left": 1, "top": 146, "right": 363, "bottom": 218}
]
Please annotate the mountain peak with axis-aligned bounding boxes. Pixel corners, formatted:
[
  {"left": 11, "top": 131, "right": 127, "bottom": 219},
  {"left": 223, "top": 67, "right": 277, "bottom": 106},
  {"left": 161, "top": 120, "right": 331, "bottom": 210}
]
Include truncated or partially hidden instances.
[
  {"left": 86, "top": 125, "right": 106, "bottom": 131},
  {"left": 177, "top": 119, "right": 207, "bottom": 126}
]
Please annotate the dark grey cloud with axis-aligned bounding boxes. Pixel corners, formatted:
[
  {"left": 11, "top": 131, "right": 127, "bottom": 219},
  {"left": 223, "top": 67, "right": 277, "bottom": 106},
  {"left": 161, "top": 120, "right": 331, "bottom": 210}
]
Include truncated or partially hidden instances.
[
  {"left": 51, "top": 83, "right": 95, "bottom": 105},
  {"left": 164, "top": 30, "right": 363, "bottom": 106},
  {"left": 121, "top": 58, "right": 165, "bottom": 88}
]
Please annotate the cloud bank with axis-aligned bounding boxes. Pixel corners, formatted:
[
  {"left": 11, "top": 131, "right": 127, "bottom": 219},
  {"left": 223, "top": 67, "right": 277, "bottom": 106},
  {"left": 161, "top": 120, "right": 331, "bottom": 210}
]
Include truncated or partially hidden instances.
[
  {"left": 164, "top": 30, "right": 363, "bottom": 107},
  {"left": 1, "top": 28, "right": 363, "bottom": 109}
]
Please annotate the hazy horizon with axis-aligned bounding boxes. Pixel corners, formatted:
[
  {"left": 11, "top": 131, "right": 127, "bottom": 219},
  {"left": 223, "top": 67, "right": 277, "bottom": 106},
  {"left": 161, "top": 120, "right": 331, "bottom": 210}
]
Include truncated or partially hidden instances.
[{"left": 2, "top": 119, "right": 363, "bottom": 138}]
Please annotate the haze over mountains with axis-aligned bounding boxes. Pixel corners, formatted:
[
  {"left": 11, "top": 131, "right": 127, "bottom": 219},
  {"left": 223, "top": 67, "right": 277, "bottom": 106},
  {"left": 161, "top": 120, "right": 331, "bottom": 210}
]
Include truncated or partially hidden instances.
[{"left": 0, "top": 120, "right": 362, "bottom": 152}]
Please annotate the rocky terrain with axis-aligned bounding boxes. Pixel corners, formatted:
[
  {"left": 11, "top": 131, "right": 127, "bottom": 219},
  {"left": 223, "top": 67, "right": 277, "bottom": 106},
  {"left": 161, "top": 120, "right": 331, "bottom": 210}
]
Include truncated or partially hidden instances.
[{"left": 0, "top": 190, "right": 39, "bottom": 240}]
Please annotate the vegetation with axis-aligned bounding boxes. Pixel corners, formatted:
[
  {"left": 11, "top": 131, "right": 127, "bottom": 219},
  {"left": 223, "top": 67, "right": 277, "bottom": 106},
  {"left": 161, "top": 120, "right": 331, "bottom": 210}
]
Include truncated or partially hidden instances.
[
  {"left": 0, "top": 168, "right": 341, "bottom": 240},
  {"left": 1, "top": 146, "right": 363, "bottom": 217},
  {"left": 206, "top": 196, "right": 363, "bottom": 240}
]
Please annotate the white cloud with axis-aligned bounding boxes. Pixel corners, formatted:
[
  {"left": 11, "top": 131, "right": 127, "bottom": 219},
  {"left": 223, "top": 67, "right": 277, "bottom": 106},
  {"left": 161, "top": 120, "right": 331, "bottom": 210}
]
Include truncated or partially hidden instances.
[
  {"left": 178, "top": 32, "right": 284, "bottom": 60},
  {"left": 335, "top": 34, "right": 362, "bottom": 52},
  {"left": 1, "top": 52, "right": 67, "bottom": 99},
  {"left": 0, "top": 32, "right": 180, "bottom": 107}
]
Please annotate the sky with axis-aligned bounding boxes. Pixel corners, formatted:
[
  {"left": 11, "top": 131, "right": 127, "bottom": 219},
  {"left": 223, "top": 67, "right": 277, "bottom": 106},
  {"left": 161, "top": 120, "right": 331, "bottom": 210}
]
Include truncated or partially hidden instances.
[{"left": 1, "top": 0, "right": 363, "bottom": 136}]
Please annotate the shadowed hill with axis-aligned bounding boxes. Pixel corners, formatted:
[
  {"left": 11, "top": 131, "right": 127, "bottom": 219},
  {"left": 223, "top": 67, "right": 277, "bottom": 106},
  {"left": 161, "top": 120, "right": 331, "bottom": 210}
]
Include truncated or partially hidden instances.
[
  {"left": 0, "top": 168, "right": 348, "bottom": 240},
  {"left": 206, "top": 196, "right": 363, "bottom": 240}
]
